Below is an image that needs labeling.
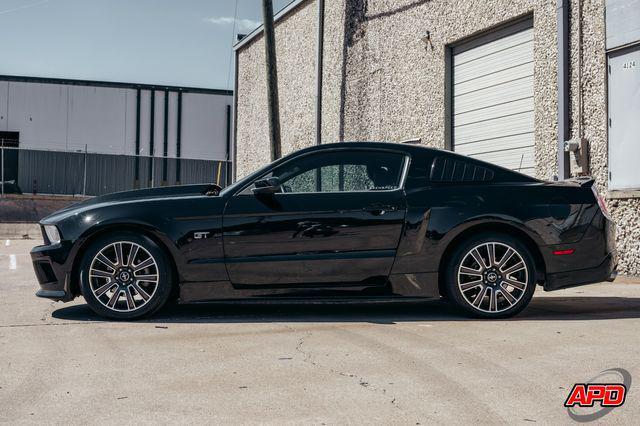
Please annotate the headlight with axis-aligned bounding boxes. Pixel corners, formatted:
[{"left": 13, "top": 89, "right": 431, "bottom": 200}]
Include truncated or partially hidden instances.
[{"left": 43, "top": 225, "right": 61, "bottom": 244}]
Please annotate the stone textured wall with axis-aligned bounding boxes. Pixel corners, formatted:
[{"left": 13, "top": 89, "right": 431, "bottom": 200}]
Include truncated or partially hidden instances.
[
  {"left": 235, "top": 0, "right": 319, "bottom": 179},
  {"left": 235, "top": 0, "right": 639, "bottom": 276}
]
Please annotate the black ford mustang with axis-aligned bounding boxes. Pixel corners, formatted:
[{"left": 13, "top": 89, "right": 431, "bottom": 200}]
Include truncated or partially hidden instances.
[{"left": 31, "top": 142, "right": 617, "bottom": 319}]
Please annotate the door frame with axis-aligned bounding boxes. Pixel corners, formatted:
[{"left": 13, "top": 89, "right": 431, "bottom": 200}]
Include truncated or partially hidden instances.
[{"left": 227, "top": 146, "right": 412, "bottom": 197}]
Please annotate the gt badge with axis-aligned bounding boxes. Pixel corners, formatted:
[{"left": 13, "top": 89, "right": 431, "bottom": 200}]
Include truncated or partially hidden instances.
[{"left": 193, "top": 232, "right": 210, "bottom": 239}]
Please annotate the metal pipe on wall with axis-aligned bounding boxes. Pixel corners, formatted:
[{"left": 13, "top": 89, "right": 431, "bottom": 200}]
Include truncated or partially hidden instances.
[
  {"left": 315, "top": 0, "right": 325, "bottom": 145},
  {"left": 557, "top": 0, "right": 570, "bottom": 180},
  {"left": 162, "top": 89, "right": 169, "bottom": 184},
  {"left": 176, "top": 91, "right": 182, "bottom": 184},
  {"left": 134, "top": 88, "right": 141, "bottom": 186},
  {"left": 577, "top": 0, "right": 583, "bottom": 141},
  {"left": 149, "top": 90, "right": 155, "bottom": 187},
  {"left": 226, "top": 104, "right": 232, "bottom": 186}
]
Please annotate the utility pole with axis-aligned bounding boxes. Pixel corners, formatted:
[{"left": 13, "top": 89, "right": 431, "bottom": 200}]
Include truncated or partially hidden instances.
[{"left": 262, "top": 0, "right": 282, "bottom": 160}]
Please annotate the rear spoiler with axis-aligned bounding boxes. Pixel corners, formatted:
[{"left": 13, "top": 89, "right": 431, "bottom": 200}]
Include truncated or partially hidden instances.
[{"left": 565, "top": 176, "right": 595, "bottom": 188}]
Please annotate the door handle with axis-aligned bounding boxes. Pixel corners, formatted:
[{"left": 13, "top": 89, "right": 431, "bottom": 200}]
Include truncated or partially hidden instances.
[{"left": 364, "top": 204, "right": 397, "bottom": 215}]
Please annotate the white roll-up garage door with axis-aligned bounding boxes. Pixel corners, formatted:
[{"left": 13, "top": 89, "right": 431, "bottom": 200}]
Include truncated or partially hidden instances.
[{"left": 452, "top": 20, "right": 535, "bottom": 175}]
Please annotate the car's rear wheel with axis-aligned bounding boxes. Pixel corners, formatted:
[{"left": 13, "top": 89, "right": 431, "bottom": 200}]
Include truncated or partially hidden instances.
[
  {"left": 445, "top": 233, "right": 536, "bottom": 318},
  {"left": 79, "top": 232, "right": 173, "bottom": 320}
]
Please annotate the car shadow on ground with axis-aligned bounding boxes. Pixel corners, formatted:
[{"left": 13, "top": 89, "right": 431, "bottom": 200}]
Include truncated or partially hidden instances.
[{"left": 51, "top": 296, "right": 640, "bottom": 324}]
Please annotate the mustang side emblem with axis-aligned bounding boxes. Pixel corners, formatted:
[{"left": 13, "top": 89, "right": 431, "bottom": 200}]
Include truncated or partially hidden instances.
[{"left": 193, "top": 232, "right": 210, "bottom": 239}]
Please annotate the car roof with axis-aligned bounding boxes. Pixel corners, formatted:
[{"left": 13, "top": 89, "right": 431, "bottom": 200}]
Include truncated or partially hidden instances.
[
  {"left": 292, "top": 141, "right": 539, "bottom": 183},
  {"left": 293, "top": 141, "right": 440, "bottom": 156}
]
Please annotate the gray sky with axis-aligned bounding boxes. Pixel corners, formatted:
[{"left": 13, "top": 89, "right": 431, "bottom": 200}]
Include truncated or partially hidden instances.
[{"left": 0, "top": 0, "right": 290, "bottom": 90}]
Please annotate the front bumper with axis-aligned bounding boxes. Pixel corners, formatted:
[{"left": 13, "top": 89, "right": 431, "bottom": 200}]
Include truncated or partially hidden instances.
[{"left": 31, "top": 241, "right": 75, "bottom": 302}]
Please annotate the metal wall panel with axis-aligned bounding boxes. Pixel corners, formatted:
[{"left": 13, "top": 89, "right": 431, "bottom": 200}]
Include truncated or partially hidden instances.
[
  {"left": 0, "top": 82, "right": 8, "bottom": 131},
  {"left": 452, "top": 25, "right": 535, "bottom": 175},
  {"left": 167, "top": 91, "right": 178, "bottom": 158},
  {"left": 608, "top": 45, "right": 640, "bottom": 190},
  {"left": 181, "top": 93, "right": 230, "bottom": 161},
  {"left": 606, "top": 0, "right": 640, "bottom": 50},
  {"left": 1, "top": 80, "right": 231, "bottom": 162},
  {"left": 7, "top": 82, "right": 68, "bottom": 151},
  {"left": 67, "top": 85, "right": 134, "bottom": 154}
]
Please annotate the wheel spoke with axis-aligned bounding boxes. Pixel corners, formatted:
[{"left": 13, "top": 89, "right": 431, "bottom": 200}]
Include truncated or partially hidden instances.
[
  {"left": 472, "top": 286, "right": 488, "bottom": 308},
  {"left": 501, "top": 261, "right": 525, "bottom": 276},
  {"left": 460, "top": 266, "right": 483, "bottom": 276},
  {"left": 133, "top": 257, "right": 155, "bottom": 272},
  {"left": 134, "top": 274, "right": 158, "bottom": 282},
  {"left": 487, "top": 243, "right": 497, "bottom": 267},
  {"left": 498, "top": 248, "right": 515, "bottom": 269},
  {"left": 126, "top": 245, "right": 139, "bottom": 267},
  {"left": 132, "top": 282, "right": 151, "bottom": 301},
  {"left": 107, "top": 289, "right": 121, "bottom": 308},
  {"left": 95, "top": 253, "right": 116, "bottom": 271},
  {"left": 498, "top": 285, "right": 517, "bottom": 305},
  {"left": 502, "top": 277, "right": 526, "bottom": 291},
  {"left": 95, "top": 281, "right": 115, "bottom": 297},
  {"left": 470, "top": 248, "right": 488, "bottom": 270},
  {"left": 124, "top": 287, "right": 135, "bottom": 310},
  {"left": 460, "top": 280, "right": 483, "bottom": 292},
  {"left": 90, "top": 269, "right": 113, "bottom": 279},
  {"left": 114, "top": 243, "right": 124, "bottom": 266},
  {"left": 488, "top": 288, "right": 498, "bottom": 312}
]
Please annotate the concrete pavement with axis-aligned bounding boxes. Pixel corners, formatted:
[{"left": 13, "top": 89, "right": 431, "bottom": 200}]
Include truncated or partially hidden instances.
[{"left": 1, "top": 239, "right": 639, "bottom": 424}]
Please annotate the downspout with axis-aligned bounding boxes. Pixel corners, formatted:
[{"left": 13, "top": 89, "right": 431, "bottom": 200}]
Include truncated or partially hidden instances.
[
  {"left": 315, "top": 0, "right": 325, "bottom": 145},
  {"left": 557, "top": 0, "right": 570, "bottom": 179},
  {"left": 315, "top": 0, "right": 325, "bottom": 192},
  {"left": 226, "top": 104, "right": 232, "bottom": 186},
  {"left": 577, "top": 0, "right": 582, "bottom": 143}
]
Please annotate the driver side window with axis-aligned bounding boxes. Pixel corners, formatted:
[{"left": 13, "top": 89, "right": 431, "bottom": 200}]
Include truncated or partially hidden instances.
[{"left": 274, "top": 150, "right": 405, "bottom": 193}]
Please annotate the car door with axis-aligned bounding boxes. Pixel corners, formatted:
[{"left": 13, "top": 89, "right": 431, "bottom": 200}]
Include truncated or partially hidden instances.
[{"left": 222, "top": 148, "right": 409, "bottom": 287}]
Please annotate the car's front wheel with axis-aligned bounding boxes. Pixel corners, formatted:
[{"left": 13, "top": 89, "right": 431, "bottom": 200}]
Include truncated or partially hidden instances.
[
  {"left": 445, "top": 233, "right": 536, "bottom": 319},
  {"left": 79, "top": 232, "right": 173, "bottom": 320}
]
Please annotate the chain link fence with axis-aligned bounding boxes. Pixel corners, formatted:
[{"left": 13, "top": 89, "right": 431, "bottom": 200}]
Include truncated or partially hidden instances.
[{"left": 0, "top": 139, "right": 230, "bottom": 197}]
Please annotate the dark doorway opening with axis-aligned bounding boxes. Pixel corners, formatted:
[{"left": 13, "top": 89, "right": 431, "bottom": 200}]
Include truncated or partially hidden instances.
[{"left": 1, "top": 131, "right": 20, "bottom": 193}]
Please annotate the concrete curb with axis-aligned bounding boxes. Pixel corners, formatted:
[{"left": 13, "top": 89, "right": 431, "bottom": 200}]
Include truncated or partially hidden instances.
[{"left": 0, "top": 223, "right": 41, "bottom": 240}]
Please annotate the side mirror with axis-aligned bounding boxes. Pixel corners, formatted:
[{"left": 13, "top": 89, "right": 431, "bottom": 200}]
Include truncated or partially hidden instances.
[{"left": 252, "top": 177, "right": 282, "bottom": 195}]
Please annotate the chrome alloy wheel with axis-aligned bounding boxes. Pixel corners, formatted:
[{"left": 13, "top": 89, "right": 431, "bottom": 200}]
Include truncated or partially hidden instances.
[
  {"left": 457, "top": 242, "right": 529, "bottom": 313},
  {"left": 88, "top": 241, "right": 159, "bottom": 312}
]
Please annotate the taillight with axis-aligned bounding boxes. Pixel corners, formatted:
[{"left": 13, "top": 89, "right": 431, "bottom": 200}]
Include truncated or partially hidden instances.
[{"left": 591, "top": 186, "right": 612, "bottom": 220}]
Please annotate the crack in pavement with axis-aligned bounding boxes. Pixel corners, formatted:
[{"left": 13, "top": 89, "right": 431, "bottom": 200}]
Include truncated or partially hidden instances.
[{"left": 290, "top": 327, "right": 402, "bottom": 411}]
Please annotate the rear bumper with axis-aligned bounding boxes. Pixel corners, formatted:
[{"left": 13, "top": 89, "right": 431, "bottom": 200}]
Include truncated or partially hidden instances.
[
  {"left": 542, "top": 207, "right": 617, "bottom": 291},
  {"left": 544, "top": 251, "right": 617, "bottom": 291},
  {"left": 30, "top": 242, "right": 75, "bottom": 302}
]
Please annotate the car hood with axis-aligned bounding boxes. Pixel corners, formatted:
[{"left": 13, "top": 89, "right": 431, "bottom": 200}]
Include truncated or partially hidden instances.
[{"left": 41, "top": 183, "right": 222, "bottom": 224}]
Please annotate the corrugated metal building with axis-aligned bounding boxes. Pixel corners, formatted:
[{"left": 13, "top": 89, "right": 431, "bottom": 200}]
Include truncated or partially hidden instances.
[
  {"left": 0, "top": 76, "right": 233, "bottom": 195},
  {"left": 233, "top": 0, "right": 640, "bottom": 276}
]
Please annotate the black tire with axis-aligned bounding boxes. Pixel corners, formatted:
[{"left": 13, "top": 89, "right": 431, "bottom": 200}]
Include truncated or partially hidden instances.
[
  {"left": 444, "top": 233, "right": 536, "bottom": 319},
  {"left": 79, "top": 232, "right": 173, "bottom": 320}
]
